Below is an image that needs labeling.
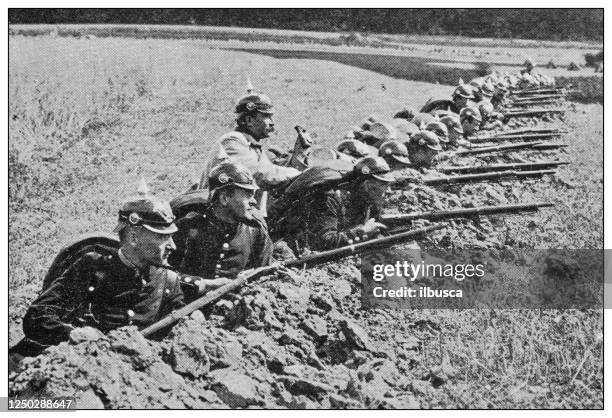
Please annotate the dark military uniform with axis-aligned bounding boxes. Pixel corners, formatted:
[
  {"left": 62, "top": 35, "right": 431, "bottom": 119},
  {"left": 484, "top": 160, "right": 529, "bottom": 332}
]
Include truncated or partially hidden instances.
[
  {"left": 22, "top": 244, "right": 192, "bottom": 350},
  {"left": 178, "top": 207, "right": 273, "bottom": 287},
  {"left": 294, "top": 188, "right": 381, "bottom": 251}
]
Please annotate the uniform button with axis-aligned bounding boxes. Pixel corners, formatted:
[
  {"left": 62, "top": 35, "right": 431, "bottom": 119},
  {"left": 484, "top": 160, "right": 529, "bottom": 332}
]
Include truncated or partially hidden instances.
[
  {"left": 362, "top": 235, "right": 368, "bottom": 241},
  {"left": 354, "top": 236, "right": 360, "bottom": 242},
  {"left": 216, "top": 264, "right": 222, "bottom": 269},
  {"left": 347, "top": 239, "right": 354, "bottom": 245},
  {"left": 165, "top": 289, "right": 170, "bottom": 294},
  {"left": 194, "top": 280, "right": 201, "bottom": 287},
  {"left": 142, "top": 279, "right": 147, "bottom": 286},
  {"left": 127, "top": 310, "right": 135, "bottom": 324},
  {"left": 222, "top": 243, "right": 230, "bottom": 250},
  {"left": 105, "top": 255, "right": 113, "bottom": 261},
  {"left": 184, "top": 277, "right": 191, "bottom": 283},
  {"left": 88, "top": 286, "right": 95, "bottom": 292},
  {"left": 219, "top": 253, "right": 225, "bottom": 259}
]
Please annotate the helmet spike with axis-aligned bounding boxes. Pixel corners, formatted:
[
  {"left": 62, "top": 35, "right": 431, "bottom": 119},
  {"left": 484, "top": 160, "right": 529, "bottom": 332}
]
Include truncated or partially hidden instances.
[
  {"left": 246, "top": 76, "right": 254, "bottom": 94},
  {"left": 458, "top": 77, "right": 465, "bottom": 85},
  {"left": 137, "top": 177, "right": 150, "bottom": 197}
]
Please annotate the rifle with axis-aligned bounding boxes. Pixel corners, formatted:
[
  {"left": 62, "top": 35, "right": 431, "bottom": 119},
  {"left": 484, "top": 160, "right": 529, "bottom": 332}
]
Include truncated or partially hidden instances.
[
  {"left": 533, "top": 143, "right": 568, "bottom": 151},
  {"left": 468, "top": 132, "right": 562, "bottom": 144},
  {"left": 511, "top": 88, "right": 576, "bottom": 96},
  {"left": 420, "top": 169, "right": 556, "bottom": 186},
  {"left": 456, "top": 141, "right": 549, "bottom": 156},
  {"left": 503, "top": 108, "right": 566, "bottom": 118},
  {"left": 438, "top": 161, "right": 569, "bottom": 174},
  {"left": 491, "top": 128, "right": 568, "bottom": 136},
  {"left": 507, "top": 100, "right": 560, "bottom": 108},
  {"left": 381, "top": 202, "right": 553, "bottom": 226},
  {"left": 141, "top": 223, "right": 445, "bottom": 337},
  {"left": 511, "top": 94, "right": 566, "bottom": 102}
]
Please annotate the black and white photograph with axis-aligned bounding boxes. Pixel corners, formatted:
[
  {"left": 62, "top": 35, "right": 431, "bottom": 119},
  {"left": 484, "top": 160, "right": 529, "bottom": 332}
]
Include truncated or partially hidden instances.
[{"left": 5, "top": 7, "right": 605, "bottom": 410}]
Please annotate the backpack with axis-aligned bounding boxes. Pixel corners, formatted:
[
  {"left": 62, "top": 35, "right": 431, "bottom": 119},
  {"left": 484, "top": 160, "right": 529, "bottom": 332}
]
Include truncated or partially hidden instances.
[{"left": 42, "top": 233, "right": 120, "bottom": 291}]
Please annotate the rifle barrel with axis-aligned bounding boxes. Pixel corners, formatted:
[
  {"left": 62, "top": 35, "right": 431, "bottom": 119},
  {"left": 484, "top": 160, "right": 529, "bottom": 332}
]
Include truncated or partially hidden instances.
[
  {"left": 469, "top": 132, "right": 562, "bottom": 143},
  {"left": 457, "top": 141, "right": 543, "bottom": 155},
  {"left": 423, "top": 169, "right": 556, "bottom": 186},
  {"left": 381, "top": 202, "right": 553, "bottom": 224},
  {"left": 533, "top": 143, "right": 567, "bottom": 150},
  {"left": 438, "top": 161, "right": 569, "bottom": 174},
  {"left": 504, "top": 108, "right": 566, "bottom": 118},
  {"left": 141, "top": 223, "right": 445, "bottom": 336}
]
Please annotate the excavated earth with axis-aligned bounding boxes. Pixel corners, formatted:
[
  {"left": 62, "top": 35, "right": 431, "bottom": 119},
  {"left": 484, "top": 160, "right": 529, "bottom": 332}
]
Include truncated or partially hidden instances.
[{"left": 9, "top": 106, "right": 603, "bottom": 408}]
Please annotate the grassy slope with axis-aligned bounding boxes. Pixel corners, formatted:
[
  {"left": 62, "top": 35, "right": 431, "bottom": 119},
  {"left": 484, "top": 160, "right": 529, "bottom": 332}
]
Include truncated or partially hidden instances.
[{"left": 9, "top": 36, "right": 603, "bottom": 407}]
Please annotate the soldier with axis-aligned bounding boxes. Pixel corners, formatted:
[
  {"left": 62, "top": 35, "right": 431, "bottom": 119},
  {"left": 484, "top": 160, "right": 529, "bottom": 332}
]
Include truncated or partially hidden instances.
[
  {"left": 378, "top": 140, "right": 412, "bottom": 169},
  {"left": 439, "top": 114, "right": 465, "bottom": 148},
  {"left": 271, "top": 157, "right": 393, "bottom": 252},
  {"left": 459, "top": 106, "right": 482, "bottom": 138},
  {"left": 406, "top": 130, "right": 443, "bottom": 168},
  {"left": 199, "top": 84, "right": 301, "bottom": 215},
  {"left": 420, "top": 81, "right": 475, "bottom": 115},
  {"left": 14, "top": 183, "right": 223, "bottom": 357},
  {"left": 337, "top": 139, "right": 377, "bottom": 161},
  {"left": 424, "top": 121, "right": 451, "bottom": 149},
  {"left": 178, "top": 163, "right": 273, "bottom": 289},
  {"left": 521, "top": 58, "right": 535, "bottom": 75}
]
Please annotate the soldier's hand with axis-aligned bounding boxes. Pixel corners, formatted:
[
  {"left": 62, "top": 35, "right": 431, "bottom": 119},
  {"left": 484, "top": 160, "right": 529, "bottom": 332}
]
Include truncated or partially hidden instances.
[
  {"left": 69, "top": 326, "right": 104, "bottom": 344},
  {"left": 197, "top": 277, "right": 234, "bottom": 294},
  {"left": 358, "top": 218, "right": 388, "bottom": 237}
]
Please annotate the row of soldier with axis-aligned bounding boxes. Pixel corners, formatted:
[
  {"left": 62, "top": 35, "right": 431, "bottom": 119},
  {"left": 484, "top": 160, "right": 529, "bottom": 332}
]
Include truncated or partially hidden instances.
[{"left": 10, "top": 60, "right": 562, "bottom": 365}]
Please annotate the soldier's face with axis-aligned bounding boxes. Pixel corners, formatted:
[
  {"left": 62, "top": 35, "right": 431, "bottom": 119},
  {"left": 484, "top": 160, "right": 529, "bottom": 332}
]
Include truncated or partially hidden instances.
[
  {"left": 246, "top": 112, "right": 275, "bottom": 140},
  {"left": 361, "top": 179, "right": 389, "bottom": 204},
  {"left": 409, "top": 147, "right": 438, "bottom": 168},
  {"left": 223, "top": 188, "right": 258, "bottom": 222},
  {"left": 462, "top": 118, "right": 480, "bottom": 136},
  {"left": 134, "top": 228, "right": 176, "bottom": 267}
]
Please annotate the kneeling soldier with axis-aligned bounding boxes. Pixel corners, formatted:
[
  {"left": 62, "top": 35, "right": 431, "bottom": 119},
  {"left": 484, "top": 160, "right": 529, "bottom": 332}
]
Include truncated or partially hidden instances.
[{"left": 178, "top": 163, "right": 273, "bottom": 294}]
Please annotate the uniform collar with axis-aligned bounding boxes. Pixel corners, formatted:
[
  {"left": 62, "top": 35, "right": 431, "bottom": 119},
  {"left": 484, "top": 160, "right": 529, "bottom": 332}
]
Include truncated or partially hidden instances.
[
  {"left": 118, "top": 249, "right": 149, "bottom": 280},
  {"left": 236, "top": 128, "right": 263, "bottom": 148}
]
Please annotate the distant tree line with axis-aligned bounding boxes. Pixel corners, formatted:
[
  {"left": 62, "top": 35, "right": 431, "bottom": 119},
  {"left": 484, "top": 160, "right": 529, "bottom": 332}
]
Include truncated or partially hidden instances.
[{"left": 9, "top": 8, "right": 603, "bottom": 42}]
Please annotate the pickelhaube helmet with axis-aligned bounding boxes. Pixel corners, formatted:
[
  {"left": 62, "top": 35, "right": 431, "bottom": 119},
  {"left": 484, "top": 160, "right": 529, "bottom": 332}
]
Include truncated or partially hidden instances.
[
  {"left": 378, "top": 140, "right": 411, "bottom": 165},
  {"left": 460, "top": 106, "right": 482, "bottom": 123},
  {"left": 360, "top": 114, "right": 381, "bottom": 130},
  {"left": 354, "top": 156, "right": 395, "bottom": 182},
  {"left": 337, "top": 139, "right": 376, "bottom": 159},
  {"left": 453, "top": 79, "right": 475, "bottom": 99},
  {"left": 114, "top": 179, "right": 177, "bottom": 235},
  {"left": 411, "top": 112, "right": 437, "bottom": 128},
  {"left": 480, "top": 81, "right": 495, "bottom": 97},
  {"left": 410, "top": 130, "right": 443, "bottom": 151},
  {"left": 425, "top": 121, "right": 450, "bottom": 143},
  {"left": 393, "top": 106, "right": 417, "bottom": 121},
  {"left": 391, "top": 118, "right": 420, "bottom": 137},
  {"left": 369, "top": 122, "right": 398, "bottom": 142},
  {"left": 235, "top": 78, "right": 274, "bottom": 115},
  {"left": 208, "top": 162, "right": 259, "bottom": 194},
  {"left": 439, "top": 115, "right": 464, "bottom": 134}
]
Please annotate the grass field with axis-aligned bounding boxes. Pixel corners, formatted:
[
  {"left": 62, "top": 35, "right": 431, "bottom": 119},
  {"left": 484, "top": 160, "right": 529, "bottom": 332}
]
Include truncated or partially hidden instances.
[{"left": 9, "top": 33, "right": 603, "bottom": 408}]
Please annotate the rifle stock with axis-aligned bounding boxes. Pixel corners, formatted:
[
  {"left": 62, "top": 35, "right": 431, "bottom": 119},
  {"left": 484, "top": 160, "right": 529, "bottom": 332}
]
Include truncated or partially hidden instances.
[
  {"left": 456, "top": 141, "right": 545, "bottom": 155},
  {"left": 141, "top": 223, "right": 445, "bottom": 337},
  {"left": 381, "top": 202, "right": 553, "bottom": 225}
]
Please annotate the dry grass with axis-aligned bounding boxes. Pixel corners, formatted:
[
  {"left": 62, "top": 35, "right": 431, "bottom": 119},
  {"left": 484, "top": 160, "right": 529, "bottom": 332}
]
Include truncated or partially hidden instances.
[{"left": 9, "top": 35, "right": 603, "bottom": 408}]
